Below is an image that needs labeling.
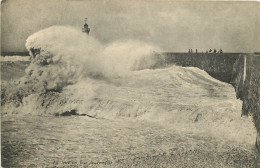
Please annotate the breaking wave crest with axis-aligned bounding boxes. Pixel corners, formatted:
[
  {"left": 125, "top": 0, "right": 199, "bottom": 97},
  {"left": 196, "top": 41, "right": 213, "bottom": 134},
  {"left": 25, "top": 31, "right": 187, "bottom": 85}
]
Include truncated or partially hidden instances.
[{"left": 1, "top": 26, "right": 256, "bottom": 144}]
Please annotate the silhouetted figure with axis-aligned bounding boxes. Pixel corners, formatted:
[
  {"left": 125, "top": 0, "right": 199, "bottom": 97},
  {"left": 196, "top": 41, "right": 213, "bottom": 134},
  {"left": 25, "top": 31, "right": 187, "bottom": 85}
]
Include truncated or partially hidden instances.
[
  {"left": 219, "top": 49, "right": 223, "bottom": 53},
  {"left": 209, "top": 49, "right": 212, "bottom": 53},
  {"left": 191, "top": 49, "right": 193, "bottom": 53},
  {"left": 196, "top": 49, "right": 198, "bottom": 53},
  {"left": 188, "top": 49, "right": 190, "bottom": 53},
  {"left": 214, "top": 48, "right": 217, "bottom": 53},
  {"left": 82, "top": 18, "right": 90, "bottom": 35}
]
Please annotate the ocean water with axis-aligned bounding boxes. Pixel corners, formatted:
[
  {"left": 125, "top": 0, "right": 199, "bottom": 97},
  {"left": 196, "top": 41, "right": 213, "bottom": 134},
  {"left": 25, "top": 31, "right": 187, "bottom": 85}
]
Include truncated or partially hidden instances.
[
  {"left": 1, "top": 26, "right": 259, "bottom": 167},
  {"left": 2, "top": 115, "right": 259, "bottom": 167}
]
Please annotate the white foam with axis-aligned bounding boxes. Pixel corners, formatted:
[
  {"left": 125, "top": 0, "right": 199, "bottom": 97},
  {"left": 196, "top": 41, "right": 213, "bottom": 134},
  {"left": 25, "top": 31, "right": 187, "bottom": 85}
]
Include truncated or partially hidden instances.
[
  {"left": 2, "top": 25, "right": 256, "bottom": 145},
  {"left": 0, "top": 56, "right": 30, "bottom": 62}
]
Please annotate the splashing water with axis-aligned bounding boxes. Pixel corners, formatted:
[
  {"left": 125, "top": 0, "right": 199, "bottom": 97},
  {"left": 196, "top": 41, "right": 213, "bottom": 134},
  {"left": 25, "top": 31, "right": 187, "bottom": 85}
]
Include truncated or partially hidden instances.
[{"left": 1, "top": 26, "right": 257, "bottom": 146}]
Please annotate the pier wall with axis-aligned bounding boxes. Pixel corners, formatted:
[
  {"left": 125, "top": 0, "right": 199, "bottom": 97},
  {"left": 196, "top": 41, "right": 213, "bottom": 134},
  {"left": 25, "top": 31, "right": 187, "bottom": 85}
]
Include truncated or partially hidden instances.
[{"left": 160, "top": 53, "right": 241, "bottom": 83}]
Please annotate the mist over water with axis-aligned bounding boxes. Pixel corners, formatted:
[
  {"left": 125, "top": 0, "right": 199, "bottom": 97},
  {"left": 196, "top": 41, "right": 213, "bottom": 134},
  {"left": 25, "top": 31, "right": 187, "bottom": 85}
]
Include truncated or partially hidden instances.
[{"left": 1, "top": 26, "right": 257, "bottom": 146}]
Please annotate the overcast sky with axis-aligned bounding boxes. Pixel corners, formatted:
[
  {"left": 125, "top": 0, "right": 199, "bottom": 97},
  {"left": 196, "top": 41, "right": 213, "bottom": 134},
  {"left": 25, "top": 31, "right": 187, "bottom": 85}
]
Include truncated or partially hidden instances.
[{"left": 1, "top": 0, "right": 259, "bottom": 52}]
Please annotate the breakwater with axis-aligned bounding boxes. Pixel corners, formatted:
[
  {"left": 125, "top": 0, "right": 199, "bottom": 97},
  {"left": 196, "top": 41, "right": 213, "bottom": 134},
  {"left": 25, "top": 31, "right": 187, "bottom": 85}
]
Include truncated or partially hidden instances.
[
  {"left": 233, "top": 54, "right": 260, "bottom": 152},
  {"left": 160, "top": 53, "right": 242, "bottom": 83},
  {"left": 1, "top": 51, "right": 30, "bottom": 56}
]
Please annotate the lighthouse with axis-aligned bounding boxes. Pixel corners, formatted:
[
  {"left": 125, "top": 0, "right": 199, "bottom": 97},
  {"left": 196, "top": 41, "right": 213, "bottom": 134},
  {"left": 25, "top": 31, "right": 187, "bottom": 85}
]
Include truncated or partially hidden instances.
[{"left": 82, "top": 18, "right": 90, "bottom": 35}]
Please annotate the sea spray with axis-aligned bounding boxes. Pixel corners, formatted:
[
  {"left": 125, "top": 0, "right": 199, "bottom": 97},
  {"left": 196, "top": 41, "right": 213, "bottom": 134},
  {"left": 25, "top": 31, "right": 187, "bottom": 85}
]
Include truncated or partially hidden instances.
[
  {"left": 2, "top": 25, "right": 162, "bottom": 115},
  {"left": 1, "top": 25, "right": 257, "bottom": 144},
  {"left": 25, "top": 26, "right": 161, "bottom": 78}
]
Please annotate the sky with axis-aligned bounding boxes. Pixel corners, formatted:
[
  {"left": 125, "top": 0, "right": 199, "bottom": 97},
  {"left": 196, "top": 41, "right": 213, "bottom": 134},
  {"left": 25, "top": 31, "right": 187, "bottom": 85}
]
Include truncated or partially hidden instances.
[{"left": 1, "top": 0, "right": 259, "bottom": 52}]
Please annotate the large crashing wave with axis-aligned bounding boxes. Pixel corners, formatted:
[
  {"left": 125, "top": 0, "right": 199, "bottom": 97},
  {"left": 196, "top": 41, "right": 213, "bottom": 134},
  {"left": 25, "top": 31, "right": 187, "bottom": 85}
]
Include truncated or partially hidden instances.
[
  {"left": 1, "top": 26, "right": 256, "bottom": 143},
  {"left": 2, "top": 26, "right": 162, "bottom": 115}
]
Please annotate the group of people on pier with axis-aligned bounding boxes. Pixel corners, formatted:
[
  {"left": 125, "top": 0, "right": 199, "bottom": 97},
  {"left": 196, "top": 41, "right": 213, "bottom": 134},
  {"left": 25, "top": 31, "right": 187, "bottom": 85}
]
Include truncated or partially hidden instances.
[{"left": 188, "top": 48, "right": 223, "bottom": 53}]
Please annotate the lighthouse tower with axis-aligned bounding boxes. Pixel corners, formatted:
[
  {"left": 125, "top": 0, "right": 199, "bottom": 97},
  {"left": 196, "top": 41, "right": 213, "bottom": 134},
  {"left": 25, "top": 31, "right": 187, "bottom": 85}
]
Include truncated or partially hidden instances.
[{"left": 82, "top": 18, "right": 90, "bottom": 35}]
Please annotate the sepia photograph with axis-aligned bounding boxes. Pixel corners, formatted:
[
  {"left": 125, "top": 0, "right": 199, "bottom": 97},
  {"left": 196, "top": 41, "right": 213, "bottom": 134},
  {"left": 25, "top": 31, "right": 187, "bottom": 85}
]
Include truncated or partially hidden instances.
[{"left": 1, "top": 0, "right": 260, "bottom": 167}]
